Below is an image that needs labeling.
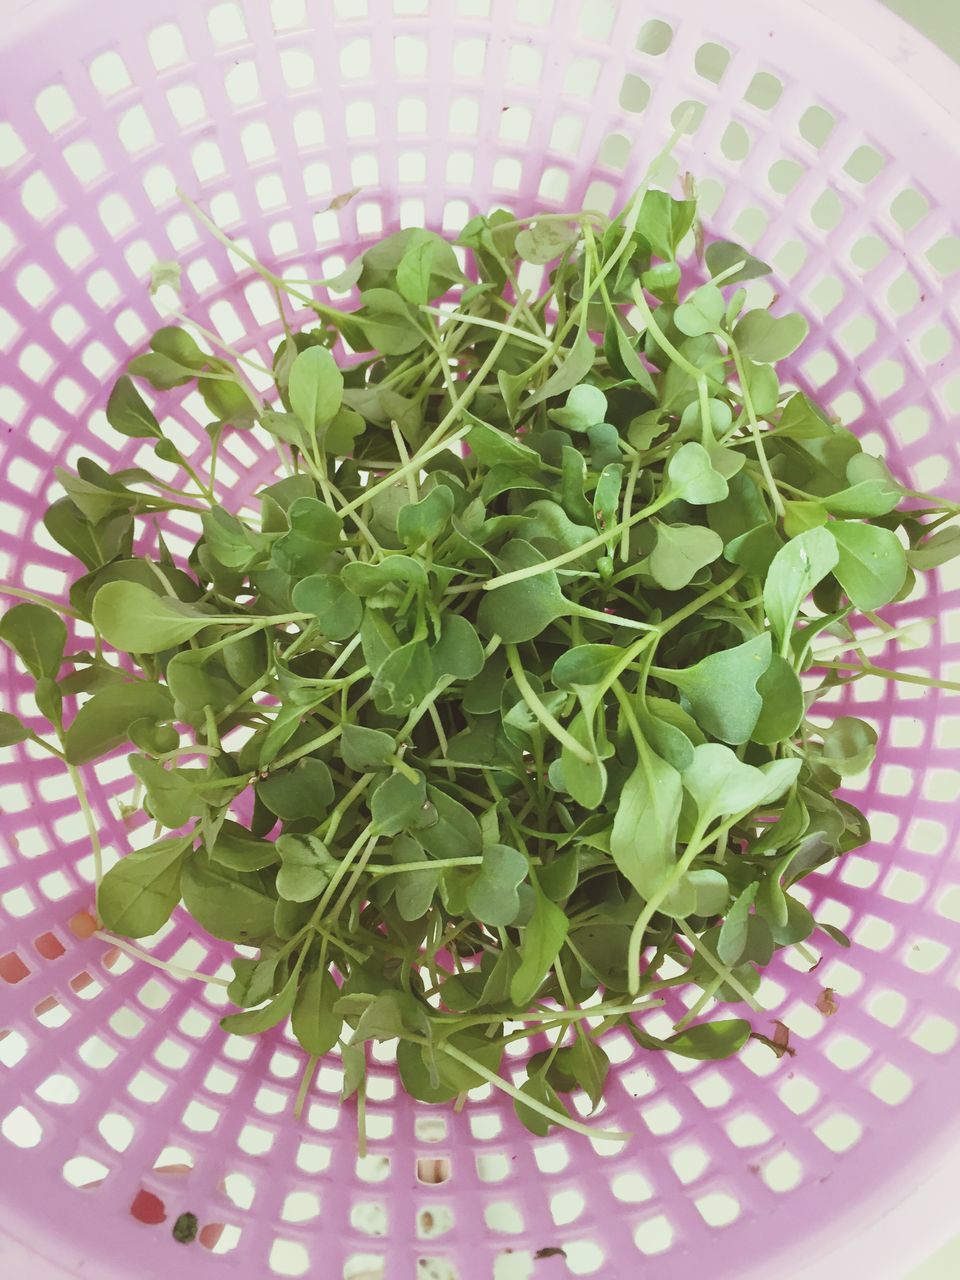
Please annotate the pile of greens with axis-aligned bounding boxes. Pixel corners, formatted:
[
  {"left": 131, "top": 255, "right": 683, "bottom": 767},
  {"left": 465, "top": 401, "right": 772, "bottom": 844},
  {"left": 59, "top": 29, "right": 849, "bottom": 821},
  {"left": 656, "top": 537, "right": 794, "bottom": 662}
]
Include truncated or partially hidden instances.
[{"left": 3, "top": 180, "right": 959, "bottom": 1142}]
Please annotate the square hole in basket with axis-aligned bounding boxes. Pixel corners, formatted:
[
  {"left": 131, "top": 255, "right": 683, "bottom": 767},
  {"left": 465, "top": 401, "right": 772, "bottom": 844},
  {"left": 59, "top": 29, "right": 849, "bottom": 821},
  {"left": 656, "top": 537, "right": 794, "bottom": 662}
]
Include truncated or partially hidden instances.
[
  {"left": 777, "top": 1073, "right": 820, "bottom": 1115},
  {"left": 167, "top": 81, "right": 207, "bottom": 124},
  {"left": 35, "top": 84, "right": 77, "bottom": 132},
  {"left": 634, "top": 1214, "right": 674, "bottom": 1256},
  {"left": 814, "top": 1112, "right": 863, "bottom": 1153},
  {"left": 869, "top": 1062, "right": 914, "bottom": 1106},
  {"left": 744, "top": 70, "right": 783, "bottom": 111}
]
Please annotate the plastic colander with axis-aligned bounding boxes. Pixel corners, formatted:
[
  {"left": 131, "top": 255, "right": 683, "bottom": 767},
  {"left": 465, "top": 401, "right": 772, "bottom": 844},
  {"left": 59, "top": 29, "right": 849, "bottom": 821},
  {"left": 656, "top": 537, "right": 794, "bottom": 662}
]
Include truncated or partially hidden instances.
[{"left": 2, "top": 1, "right": 960, "bottom": 1278}]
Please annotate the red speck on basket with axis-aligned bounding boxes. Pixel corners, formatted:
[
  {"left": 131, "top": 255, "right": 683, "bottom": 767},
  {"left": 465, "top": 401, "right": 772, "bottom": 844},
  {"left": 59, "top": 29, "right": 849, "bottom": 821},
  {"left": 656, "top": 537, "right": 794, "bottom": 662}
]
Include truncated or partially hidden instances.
[{"left": 130, "top": 1189, "right": 167, "bottom": 1226}]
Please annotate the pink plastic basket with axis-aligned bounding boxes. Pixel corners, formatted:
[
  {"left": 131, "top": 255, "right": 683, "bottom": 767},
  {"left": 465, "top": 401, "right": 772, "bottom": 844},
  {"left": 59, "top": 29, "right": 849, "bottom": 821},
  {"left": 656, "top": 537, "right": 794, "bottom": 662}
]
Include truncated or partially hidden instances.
[{"left": 2, "top": 2, "right": 960, "bottom": 1278}]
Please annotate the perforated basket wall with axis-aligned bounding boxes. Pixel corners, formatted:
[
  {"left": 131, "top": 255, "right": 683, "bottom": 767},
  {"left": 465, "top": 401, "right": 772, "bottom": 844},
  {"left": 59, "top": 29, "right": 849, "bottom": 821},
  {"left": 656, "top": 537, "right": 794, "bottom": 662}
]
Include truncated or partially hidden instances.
[{"left": 1, "top": 1, "right": 960, "bottom": 1278}]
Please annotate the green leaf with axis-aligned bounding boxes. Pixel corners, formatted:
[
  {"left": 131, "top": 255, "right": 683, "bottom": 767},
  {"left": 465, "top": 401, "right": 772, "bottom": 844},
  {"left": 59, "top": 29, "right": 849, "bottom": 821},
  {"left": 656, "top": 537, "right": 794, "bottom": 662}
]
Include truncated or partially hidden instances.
[
  {"left": 466, "top": 844, "right": 527, "bottom": 926},
  {"left": 63, "top": 680, "right": 174, "bottom": 765},
  {"left": 515, "top": 219, "right": 579, "bottom": 264},
  {"left": 98, "top": 836, "right": 190, "bottom": 938},
  {"left": 201, "top": 507, "right": 265, "bottom": 571},
  {"left": 228, "top": 952, "right": 281, "bottom": 1008},
  {"left": 395, "top": 238, "right": 436, "bottom": 305},
  {"left": 390, "top": 834, "right": 439, "bottom": 921},
  {"left": 635, "top": 697, "right": 702, "bottom": 771},
  {"left": 821, "top": 478, "right": 903, "bottom": 518},
  {"left": 705, "top": 240, "right": 772, "bottom": 285},
  {"left": 275, "top": 833, "right": 338, "bottom": 902},
  {"left": 0, "top": 603, "right": 66, "bottom": 680},
  {"left": 819, "top": 716, "right": 878, "bottom": 776},
  {"left": 397, "top": 485, "right": 455, "bottom": 549},
  {"left": 649, "top": 521, "right": 723, "bottom": 590},
  {"left": 538, "top": 849, "right": 579, "bottom": 902},
  {"left": 666, "top": 442, "right": 729, "bottom": 505},
  {"left": 629, "top": 1018, "right": 751, "bottom": 1060},
  {"left": 552, "top": 644, "right": 622, "bottom": 690},
  {"left": 682, "top": 743, "right": 801, "bottom": 826},
  {"left": 430, "top": 614, "right": 484, "bottom": 682},
  {"left": 718, "top": 882, "right": 759, "bottom": 966},
  {"left": 358, "top": 288, "right": 426, "bottom": 355},
  {"left": 634, "top": 190, "right": 697, "bottom": 261},
  {"left": 130, "top": 755, "right": 203, "bottom": 830},
  {"left": 751, "top": 655, "right": 804, "bottom": 744},
  {"left": 740, "top": 359, "right": 780, "bottom": 417},
  {"left": 221, "top": 965, "right": 300, "bottom": 1035},
  {"left": 0, "top": 711, "right": 30, "bottom": 747},
  {"left": 291, "top": 574, "right": 362, "bottom": 640},
  {"left": 272, "top": 497, "right": 343, "bottom": 576},
  {"left": 180, "top": 848, "right": 278, "bottom": 943},
  {"left": 733, "top": 309, "right": 809, "bottom": 363},
  {"left": 347, "top": 990, "right": 430, "bottom": 1045},
  {"left": 106, "top": 376, "right": 162, "bottom": 439},
  {"left": 610, "top": 747, "right": 682, "bottom": 900},
  {"left": 568, "top": 1035, "right": 610, "bottom": 1109},
  {"left": 288, "top": 346, "right": 344, "bottom": 432},
  {"left": 477, "top": 541, "right": 566, "bottom": 643},
  {"left": 128, "top": 351, "right": 195, "bottom": 389},
  {"left": 341, "top": 555, "right": 427, "bottom": 597},
  {"left": 521, "top": 329, "right": 596, "bottom": 414},
  {"left": 907, "top": 526, "right": 960, "bottom": 571},
  {"left": 510, "top": 881, "right": 569, "bottom": 1007},
  {"left": 464, "top": 420, "right": 543, "bottom": 469},
  {"left": 514, "top": 1072, "right": 570, "bottom": 1137},
  {"left": 829, "top": 520, "right": 907, "bottom": 610},
  {"left": 604, "top": 315, "right": 658, "bottom": 398},
  {"left": 209, "top": 822, "right": 280, "bottom": 872},
  {"left": 547, "top": 384, "right": 608, "bottom": 432},
  {"left": 166, "top": 649, "right": 236, "bottom": 722},
  {"left": 292, "top": 966, "right": 342, "bottom": 1056},
  {"left": 660, "top": 633, "right": 773, "bottom": 745},
  {"left": 150, "top": 326, "right": 206, "bottom": 368},
  {"left": 340, "top": 1040, "right": 367, "bottom": 1103},
  {"left": 593, "top": 462, "right": 623, "bottom": 540},
  {"left": 258, "top": 758, "right": 335, "bottom": 820},
  {"left": 91, "top": 581, "right": 215, "bottom": 653},
  {"left": 418, "top": 788, "right": 482, "bottom": 857},
  {"left": 762, "top": 527, "right": 839, "bottom": 644},
  {"left": 340, "top": 723, "right": 396, "bottom": 772},
  {"left": 725, "top": 524, "right": 782, "bottom": 577},
  {"left": 371, "top": 639, "right": 434, "bottom": 715},
  {"left": 674, "top": 283, "right": 725, "bottom": 338},
  {"left": 371, "top": 769, "right": 428, "bottom": 836},
  {"left": 43, "top": 498, "right": 133, "bottom": 571},
  {"left": 559, "top": 712, "right": 608, "bottom": 808}
]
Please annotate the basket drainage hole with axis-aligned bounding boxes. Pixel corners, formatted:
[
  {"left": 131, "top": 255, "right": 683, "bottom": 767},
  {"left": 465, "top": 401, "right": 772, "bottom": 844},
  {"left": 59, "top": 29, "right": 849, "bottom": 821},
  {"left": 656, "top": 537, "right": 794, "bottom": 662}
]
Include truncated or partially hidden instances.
[
  {"left": 417, "top": 1156, "right": 450, "bottom": 1183},
  {"left": 64, "top": 1155, "right": 110, "bottom": 1189},
  {"left": 0, "top": 952, "right": 30, "bottom": 984}
]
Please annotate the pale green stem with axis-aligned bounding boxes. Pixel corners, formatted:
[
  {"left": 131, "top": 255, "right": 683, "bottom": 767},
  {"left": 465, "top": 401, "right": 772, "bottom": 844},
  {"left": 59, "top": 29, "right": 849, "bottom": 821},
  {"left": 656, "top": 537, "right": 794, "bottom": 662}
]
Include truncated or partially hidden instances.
[
  {"left": 505, "top": 644, "right": 593, "bottom": 763},
  {"left": 94, "top": 931, "right": 230, "bottom": 987},
  {"left": 626, "top": 817, "right": 710, "bottom": 995},
  {"left": 676, "top": 919, "right": 765, "bottom": 1012},
  {"left": 293, "top": 1055, "right": 319, "bottom": 1120},
  {"left": 725, "top": 334, "right": 784, "bottom": 518},
  {"left": 366, "top": 856, "right": 484, "bottom": 877},
  {"left": 619, "top": 456, "right": 641, "bottom": 561},
  {"left": 67, "top": 762, "right": 103, "bottom": 891},
  {"left": 337, "top": 297, "right": 525, "bottom": 517},
  {"left": 436, "top": 1041, "right": 630, "bottom": 1142},
  {"left": 814, "top": 660, "right": 960, "bottom": 693},
  {"left": 419, "top": 306, "right": 551, "bottom": 351},
  {"left": 0, "top": 585, "right": 82, "bottom": 619},
  {"left": 484, "top": 494, "right": 673, "bottom": 592},
  {"left": 391, "top": 420, "right": 420, "bottom": 504}
]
